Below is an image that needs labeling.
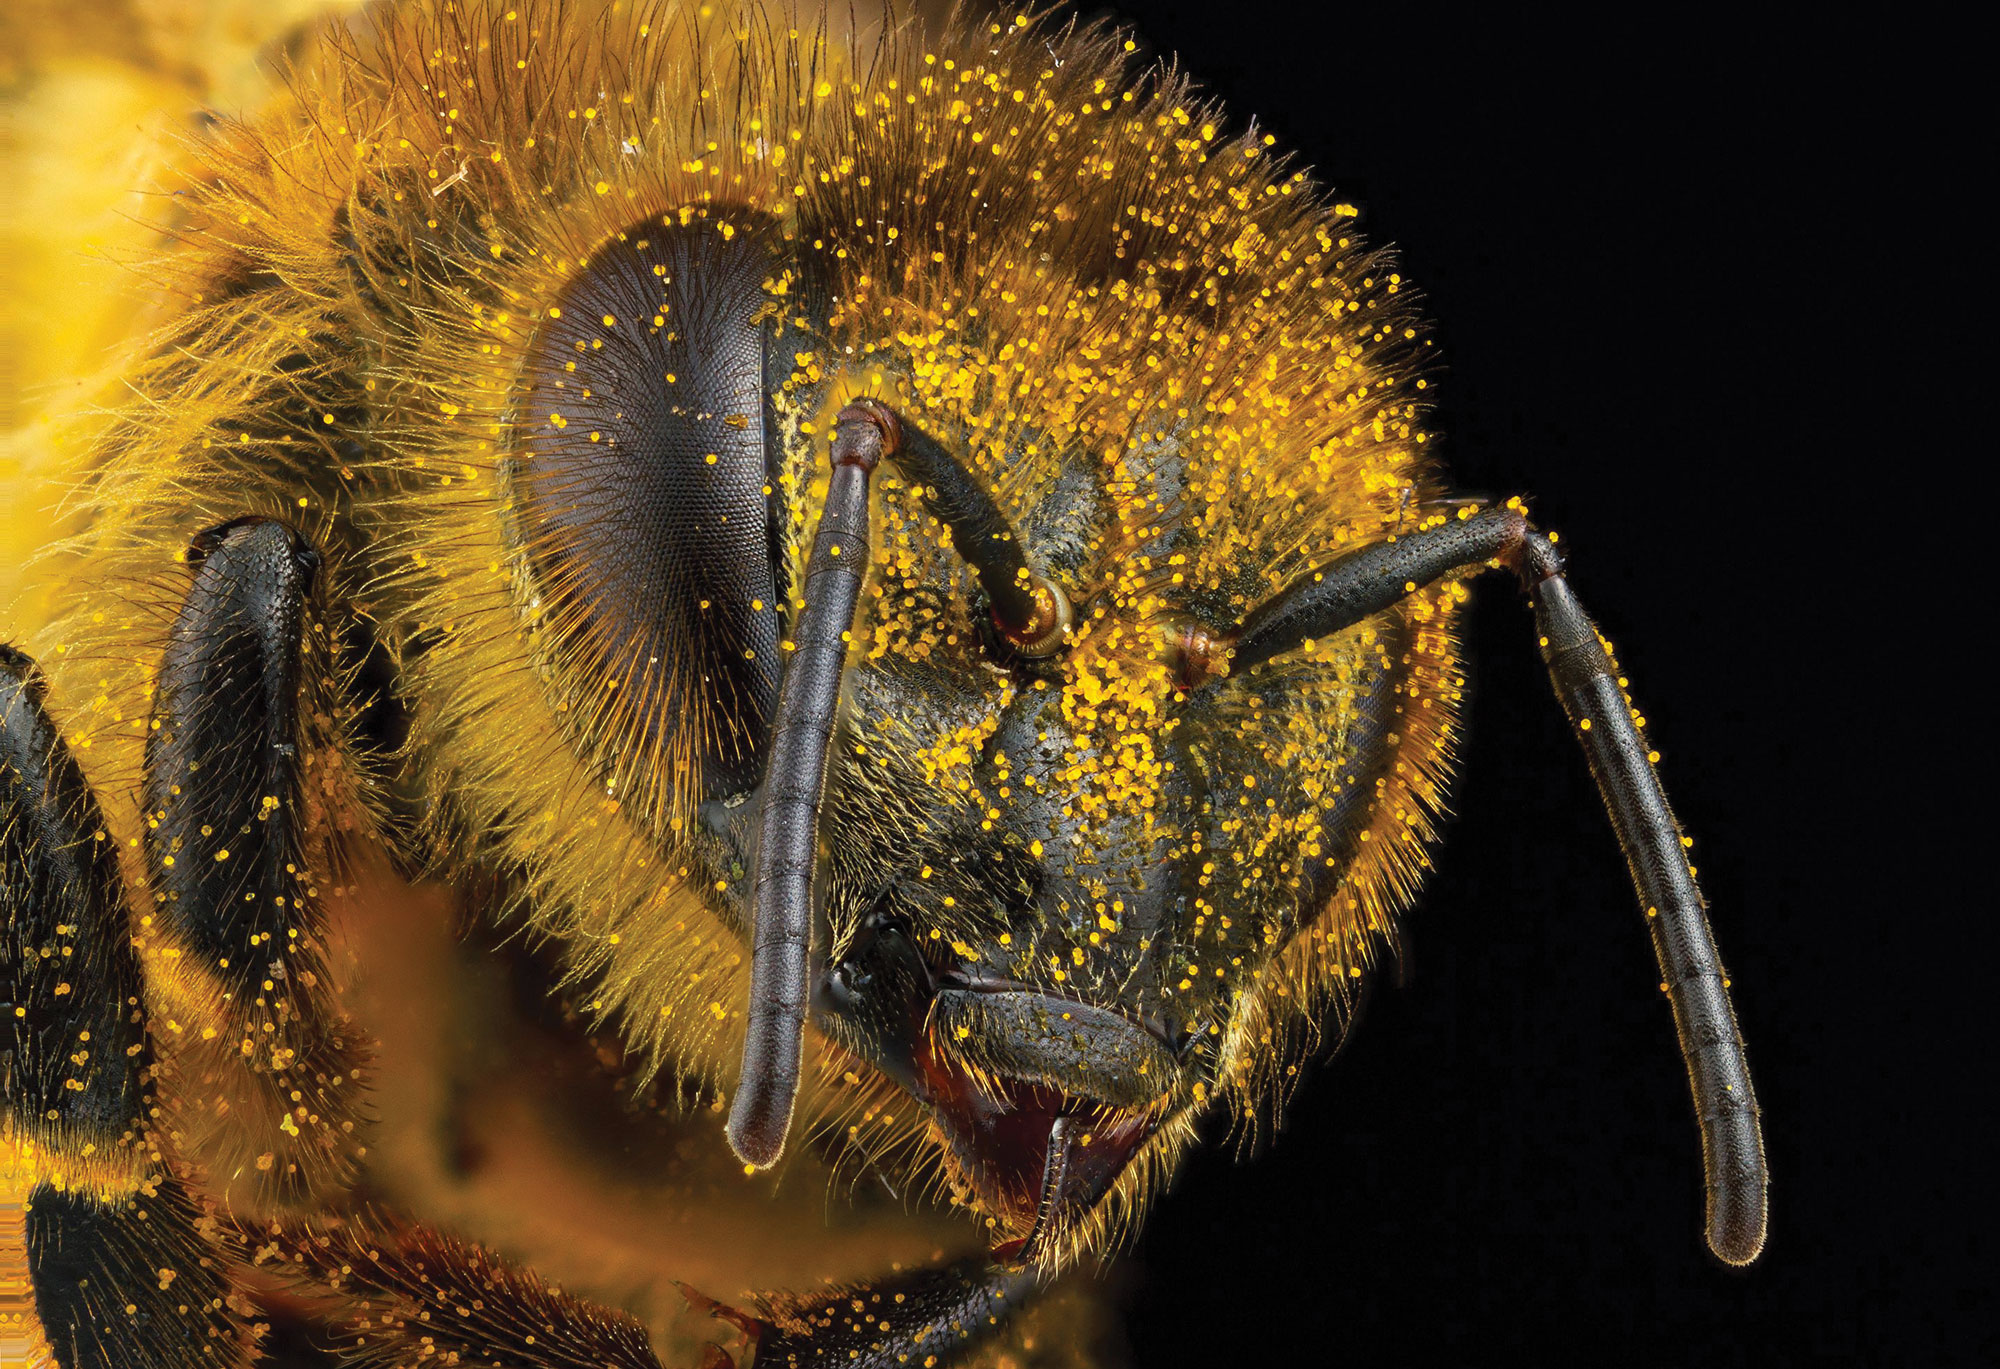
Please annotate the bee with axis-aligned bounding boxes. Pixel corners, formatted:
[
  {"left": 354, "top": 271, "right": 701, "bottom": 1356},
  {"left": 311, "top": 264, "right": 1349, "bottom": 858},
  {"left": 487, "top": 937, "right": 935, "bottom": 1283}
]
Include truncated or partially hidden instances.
[{"left": 1, "top": 2, "right": 1767, "bottom": 1366}]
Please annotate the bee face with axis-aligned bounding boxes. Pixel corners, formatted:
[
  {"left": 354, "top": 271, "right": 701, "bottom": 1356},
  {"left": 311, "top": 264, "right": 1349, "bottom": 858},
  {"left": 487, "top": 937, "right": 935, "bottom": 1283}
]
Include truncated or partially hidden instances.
[
  {"left": 26, "top": 0, "right": 1513, "bottom": 1275},
  {"left": 491, "top": 157, "right": 1449, "bottom": 1250},
  {"left": 248, "top": 0, "right": 1463, "bottom": 1260}
]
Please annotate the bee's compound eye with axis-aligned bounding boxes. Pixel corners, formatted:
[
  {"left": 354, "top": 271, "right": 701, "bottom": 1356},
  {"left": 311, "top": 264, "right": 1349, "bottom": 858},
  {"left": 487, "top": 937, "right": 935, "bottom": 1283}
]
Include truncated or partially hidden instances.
[{"left": 510, "top": 214, "right": 794, "bottom": 799}]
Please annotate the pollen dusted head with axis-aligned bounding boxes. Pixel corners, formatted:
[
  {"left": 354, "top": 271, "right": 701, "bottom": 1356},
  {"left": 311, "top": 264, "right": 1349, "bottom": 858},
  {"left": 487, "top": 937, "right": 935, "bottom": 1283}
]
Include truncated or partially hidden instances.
[
  {"left": 14, "top": 5, "right": 1759, "bottom": 1324},
  {"left": 367, "top": 1, "right": 1459, "bottom": 1261}
]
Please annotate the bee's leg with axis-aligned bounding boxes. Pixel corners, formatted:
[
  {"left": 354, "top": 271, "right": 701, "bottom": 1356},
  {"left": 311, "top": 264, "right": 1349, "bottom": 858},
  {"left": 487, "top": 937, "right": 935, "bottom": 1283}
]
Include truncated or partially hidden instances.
[
  {"left": 741, "top": 1257, "right": 1037, "bottom": 1368},
  {"left": 140, "top": 518, "right": 368, "bottom": 1211},
  {"left": 240, "top": 1214, "right": 675, "bottom": 1368},
  {"left": 3, "top": 647, "right": 248, "bottom": 1368},
  {"left": 254, "top": 1207, "right": 1036, "bottom": 1369},
  {"left": 1224, "top": 503, "right": 1767, "bottom": 1266}
]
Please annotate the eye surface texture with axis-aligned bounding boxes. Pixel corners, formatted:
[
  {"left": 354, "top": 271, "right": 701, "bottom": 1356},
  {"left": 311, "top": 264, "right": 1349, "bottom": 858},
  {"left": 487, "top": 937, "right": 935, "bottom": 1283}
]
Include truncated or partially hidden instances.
[{"left": 512, "top": 217, "right": 791, "bottom": 799}]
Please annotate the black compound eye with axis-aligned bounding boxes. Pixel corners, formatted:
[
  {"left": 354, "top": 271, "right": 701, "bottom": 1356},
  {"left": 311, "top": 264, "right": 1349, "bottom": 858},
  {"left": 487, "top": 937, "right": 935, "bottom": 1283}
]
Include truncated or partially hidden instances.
[{"left": 510, "top": 213, "right": 796, "bottom": 800}]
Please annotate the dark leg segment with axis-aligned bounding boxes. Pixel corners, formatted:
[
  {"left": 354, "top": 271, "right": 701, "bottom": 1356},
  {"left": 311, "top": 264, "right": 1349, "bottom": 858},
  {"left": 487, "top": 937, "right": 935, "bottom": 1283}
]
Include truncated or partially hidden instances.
[
  {"left": 1222, "top": 506, "right": 1768, "bottom": 1265},
  {"left": 753, "top": 1257, "right": 1036, "bottom": 1368},
  {"left": 141, "top": 519, "right": 365, "bottom": 1207},
  {"left": 2, "top": 649, "right": 145, "bottom": 1151},
  {"left": 247, "top": 1216, "right": 670, "bottom": 1369},
  {"left": 3, "top": 647, "right": 244, "bottom": 1368},
  {"left": 251, "top": 1212, "right": 1038, "bottom": 1369},
  {"left": 26, "top": 1181, "right": 239, "bottom": 1369}
]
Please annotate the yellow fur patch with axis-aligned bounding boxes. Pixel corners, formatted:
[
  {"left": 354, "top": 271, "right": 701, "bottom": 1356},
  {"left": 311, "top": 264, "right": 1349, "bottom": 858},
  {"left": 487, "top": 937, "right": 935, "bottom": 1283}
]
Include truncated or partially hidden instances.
[{"left": 13, "top": 0, "right": 1468, "bottom": 1260}]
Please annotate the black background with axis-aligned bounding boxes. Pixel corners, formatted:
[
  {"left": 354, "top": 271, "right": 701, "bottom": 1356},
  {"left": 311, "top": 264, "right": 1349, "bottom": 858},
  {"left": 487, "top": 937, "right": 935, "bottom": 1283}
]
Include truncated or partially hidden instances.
[{"left": 1073, "top": 5, "right": 1971, "bottom": 1366}]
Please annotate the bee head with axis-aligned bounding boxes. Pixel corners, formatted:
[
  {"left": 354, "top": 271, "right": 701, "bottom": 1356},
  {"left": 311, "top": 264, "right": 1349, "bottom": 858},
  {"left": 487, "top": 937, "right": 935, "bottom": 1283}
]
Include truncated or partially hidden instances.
[
  {"left": 480, "top": 85, "right": 1440, "bottom": 1256},
  {"left": 499, "top": 198, "right": 1429, "bottom": 1261},
  {"left": 503, "top": 209, "right": 1417, "bottom": 1255}
]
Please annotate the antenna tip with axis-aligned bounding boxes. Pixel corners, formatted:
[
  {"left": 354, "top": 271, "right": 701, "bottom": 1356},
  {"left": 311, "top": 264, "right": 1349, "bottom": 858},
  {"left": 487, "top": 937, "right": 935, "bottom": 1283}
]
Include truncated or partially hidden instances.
[
  {"left": 1706, "top": 1190, "right": 1769, "bottom": 1266},
  {"left": 726, "top": 1084, "right": 793, "bottom": 1169}
]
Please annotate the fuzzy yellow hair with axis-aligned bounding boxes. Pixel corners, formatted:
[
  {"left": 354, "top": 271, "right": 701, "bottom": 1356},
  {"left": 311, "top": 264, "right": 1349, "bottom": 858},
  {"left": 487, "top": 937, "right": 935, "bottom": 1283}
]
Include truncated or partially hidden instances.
[{"left": 18, "top": 0, "right": 1468, "bottom": 1254}]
